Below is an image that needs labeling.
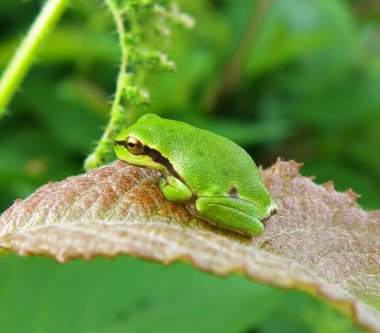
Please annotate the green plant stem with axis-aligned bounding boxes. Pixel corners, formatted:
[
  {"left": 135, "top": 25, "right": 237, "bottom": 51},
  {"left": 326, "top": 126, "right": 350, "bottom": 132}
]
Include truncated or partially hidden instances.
[
  {"left": 84, "top": 0, "right": 129, "bottom": 170},
  {"left": 0, "top": 0, "right": 69, "bottom": 116},
  {"left": 105, "top": 0, "right": 128, "bottom": 110}
]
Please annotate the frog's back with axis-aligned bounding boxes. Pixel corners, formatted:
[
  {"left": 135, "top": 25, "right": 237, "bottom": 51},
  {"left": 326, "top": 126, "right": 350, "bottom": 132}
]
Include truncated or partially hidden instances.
[
  {"left": 132, "top": 115, "right": 272, "bottom": 207},
  {"left": 172, "top": 122, "right": 271, "bottom": 207}
]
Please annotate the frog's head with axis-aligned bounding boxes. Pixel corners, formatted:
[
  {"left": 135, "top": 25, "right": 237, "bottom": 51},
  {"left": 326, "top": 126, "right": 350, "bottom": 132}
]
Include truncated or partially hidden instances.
[{"left": 114, "top": 114, "right": 170, "bottom": 175}]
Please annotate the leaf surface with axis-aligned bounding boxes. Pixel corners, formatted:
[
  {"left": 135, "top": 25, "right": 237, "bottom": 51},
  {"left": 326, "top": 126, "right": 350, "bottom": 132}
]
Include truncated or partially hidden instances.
[{"left": 0, "top": 160, "right": 379, "bottom": 332}]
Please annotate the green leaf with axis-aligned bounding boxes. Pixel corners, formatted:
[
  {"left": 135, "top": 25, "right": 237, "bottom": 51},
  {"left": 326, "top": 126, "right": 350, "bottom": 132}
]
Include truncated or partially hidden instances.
[{"left": 0, "top": 255, "right": 362, "bottom": 333}]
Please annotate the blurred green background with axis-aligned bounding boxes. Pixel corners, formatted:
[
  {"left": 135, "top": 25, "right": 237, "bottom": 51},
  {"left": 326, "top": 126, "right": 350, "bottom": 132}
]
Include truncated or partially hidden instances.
[{"left": 0, "top": 0, "right": 378, "bottom": 332}]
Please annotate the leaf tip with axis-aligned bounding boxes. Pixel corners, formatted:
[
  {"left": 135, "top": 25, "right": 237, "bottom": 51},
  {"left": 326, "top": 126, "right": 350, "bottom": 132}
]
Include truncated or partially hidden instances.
[
  {"left": 321, "top": 183, "right": 361, "bottom": 205},
  {"left": 270, "top": 158, "right": 303, "bottom": 177},
  {"left": 344, "top": 188, "right": 361, "bottom": 202},
  {"left": 321, "top": 180, "right": 335, "bottom": 191}
]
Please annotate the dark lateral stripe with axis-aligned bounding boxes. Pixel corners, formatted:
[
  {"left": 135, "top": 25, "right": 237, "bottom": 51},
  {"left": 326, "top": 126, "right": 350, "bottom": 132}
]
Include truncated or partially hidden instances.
[
  {"left": 114, "top": 139, "right": 182, "bottom": 180},
  {"left": 142, "top": 145, "right": 182, "bottom": 180},
  {"left": 114, "top": 140, "right": 128, "bottom": 149}
]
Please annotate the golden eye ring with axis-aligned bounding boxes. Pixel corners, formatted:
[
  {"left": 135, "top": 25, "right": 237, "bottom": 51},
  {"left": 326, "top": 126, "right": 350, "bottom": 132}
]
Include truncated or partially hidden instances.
[{"left": 126, "top": 136, "right": 144, "bottom": 155}]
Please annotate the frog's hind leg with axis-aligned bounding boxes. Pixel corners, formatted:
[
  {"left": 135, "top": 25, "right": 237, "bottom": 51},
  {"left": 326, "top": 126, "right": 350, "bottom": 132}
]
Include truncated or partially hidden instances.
[{"left": 195, "top": 196, "right": 264, "bottom": 236}]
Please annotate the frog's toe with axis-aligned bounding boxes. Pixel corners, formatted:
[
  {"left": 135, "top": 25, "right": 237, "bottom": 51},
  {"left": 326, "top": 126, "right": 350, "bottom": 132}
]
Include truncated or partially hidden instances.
[{"left": 266, "top": 198, "right": 277, "bottom": 217}]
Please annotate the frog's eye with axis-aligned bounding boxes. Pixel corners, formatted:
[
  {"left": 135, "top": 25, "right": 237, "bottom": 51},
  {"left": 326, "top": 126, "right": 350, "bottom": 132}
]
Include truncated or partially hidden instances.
[{"left": 126, "top": 136, "right": 144, "bottom": 155}]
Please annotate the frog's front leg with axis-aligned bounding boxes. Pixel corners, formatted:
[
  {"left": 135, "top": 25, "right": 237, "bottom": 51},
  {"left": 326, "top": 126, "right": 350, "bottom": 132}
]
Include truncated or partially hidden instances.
[
  {"left": 195, "top": 196, "right": 264, "bottom": 236},
  {"left": 159, "top": 176, "right": 193, "bottom": 202}
]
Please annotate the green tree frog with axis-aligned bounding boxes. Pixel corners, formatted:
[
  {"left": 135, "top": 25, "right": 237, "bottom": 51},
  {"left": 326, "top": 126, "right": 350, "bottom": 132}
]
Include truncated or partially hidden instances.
[{"left": 114, "top": 114, "right": 277, "bottom": 236}]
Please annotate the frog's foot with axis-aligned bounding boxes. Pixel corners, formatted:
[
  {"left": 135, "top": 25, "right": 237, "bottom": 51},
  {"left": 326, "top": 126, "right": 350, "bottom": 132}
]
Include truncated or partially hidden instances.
[
  {"left": 159, "top": 176, "right": 192, "bottom": 202},
  {"left": 195, "top": 196, "right": 264, "bottom": 236}
]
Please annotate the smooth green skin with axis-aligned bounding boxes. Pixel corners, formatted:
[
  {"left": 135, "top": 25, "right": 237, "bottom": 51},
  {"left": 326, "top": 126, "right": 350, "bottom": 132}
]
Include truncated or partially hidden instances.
[{"left": 114, "top": 114, "right": 277, "bottom": 236}]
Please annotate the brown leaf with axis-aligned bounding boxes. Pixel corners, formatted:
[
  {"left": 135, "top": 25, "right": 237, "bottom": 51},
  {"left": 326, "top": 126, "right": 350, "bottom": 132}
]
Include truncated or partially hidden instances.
[{"left": 0, "top": 160, "right": 379, "bottom": 332}]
